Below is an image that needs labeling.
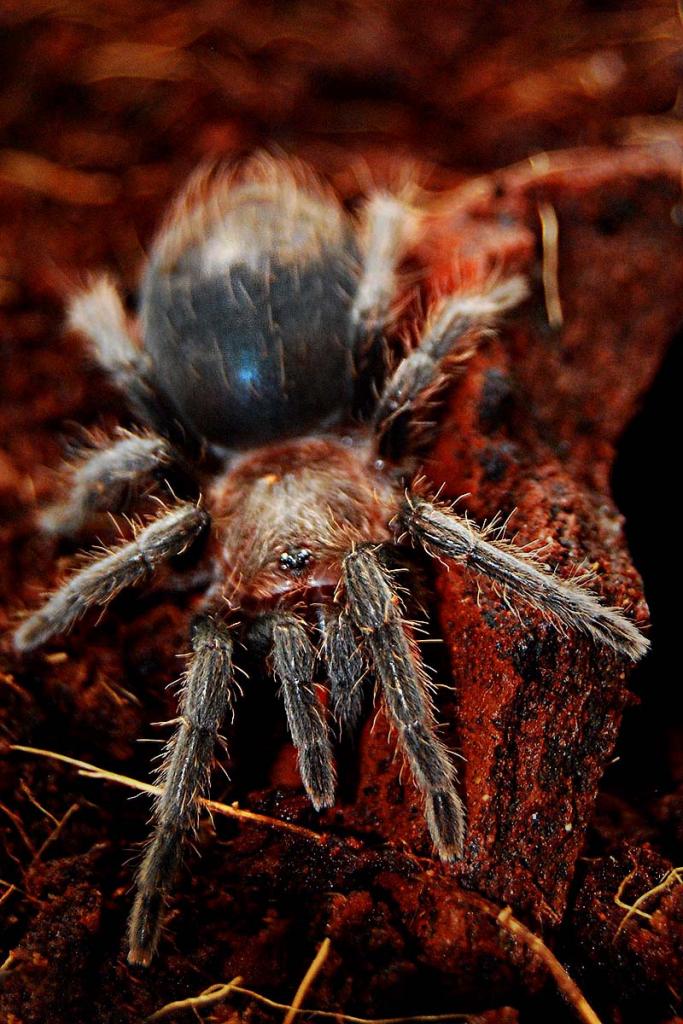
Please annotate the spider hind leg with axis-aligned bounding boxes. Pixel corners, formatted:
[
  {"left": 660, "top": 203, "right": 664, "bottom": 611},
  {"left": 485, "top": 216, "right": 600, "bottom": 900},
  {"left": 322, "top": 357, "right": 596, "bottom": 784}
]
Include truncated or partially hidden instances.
[
  {"left": 373, "top": 275, "right": 528, "bottom": 455},
  {"left": 68, "top": 277, "right": 204, "bottom": 455},
  {"left": 351, "top": 190, "right": 418, "bottom": 415},
  {"left": 40, "top": 430, "right": 173, "bottom": 538}
]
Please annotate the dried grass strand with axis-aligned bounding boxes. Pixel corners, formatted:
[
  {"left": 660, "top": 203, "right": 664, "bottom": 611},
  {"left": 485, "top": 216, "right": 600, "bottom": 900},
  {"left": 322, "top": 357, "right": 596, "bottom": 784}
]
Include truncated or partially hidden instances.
[
  {"left": 283, "top": 937, "right": 331, "bottom": 1024},
  {"left": 496, "top": 908, "right": 602, "bottom": 1024},
  {"left": 538, "top": 200, "right": 563, "bottom": 328},
  {"left": 614, "top": 865, "right": 683, "bottom": 938},
  {"left": 147, "top": 976, "right": 475, "bottom": 1024},
  {"left": 10, "top": 745, "right": 325, "bottom": 843},
  {"left": 145, "top": 977, "right": 244, "bottom": 1021}
]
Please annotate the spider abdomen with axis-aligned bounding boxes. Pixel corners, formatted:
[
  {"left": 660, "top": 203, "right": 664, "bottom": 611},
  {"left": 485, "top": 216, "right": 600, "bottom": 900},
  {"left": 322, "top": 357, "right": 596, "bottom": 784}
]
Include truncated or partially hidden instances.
[{"left": 140, "top": 158, "right": 360, "bottom": 450}]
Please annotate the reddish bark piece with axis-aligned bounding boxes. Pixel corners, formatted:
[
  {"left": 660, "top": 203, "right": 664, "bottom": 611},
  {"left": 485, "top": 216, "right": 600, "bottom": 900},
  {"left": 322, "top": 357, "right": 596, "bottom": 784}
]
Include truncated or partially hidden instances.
[{"left": 420, "top": 146, "right": 683, "bottom": 923}]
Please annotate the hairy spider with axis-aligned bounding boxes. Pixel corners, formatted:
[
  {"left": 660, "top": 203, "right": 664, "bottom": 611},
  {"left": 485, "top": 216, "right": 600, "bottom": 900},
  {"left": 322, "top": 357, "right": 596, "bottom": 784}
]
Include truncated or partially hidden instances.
[{"left": 13, "top": 154, "right": 648, "bottom": 966}]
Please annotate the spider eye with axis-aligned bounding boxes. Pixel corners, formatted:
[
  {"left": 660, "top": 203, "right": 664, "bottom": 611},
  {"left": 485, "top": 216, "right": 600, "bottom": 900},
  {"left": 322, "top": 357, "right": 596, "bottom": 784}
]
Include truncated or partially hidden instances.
[{"left": 280, "top": 548, "right": 313, "bottom": 574}]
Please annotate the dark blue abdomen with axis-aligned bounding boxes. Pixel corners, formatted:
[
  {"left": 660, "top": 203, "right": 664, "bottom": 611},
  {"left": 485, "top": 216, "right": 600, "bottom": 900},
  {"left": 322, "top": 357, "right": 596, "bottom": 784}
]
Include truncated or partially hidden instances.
[{"left": 141, "top": 225, "right": 360, "bottom": 450}]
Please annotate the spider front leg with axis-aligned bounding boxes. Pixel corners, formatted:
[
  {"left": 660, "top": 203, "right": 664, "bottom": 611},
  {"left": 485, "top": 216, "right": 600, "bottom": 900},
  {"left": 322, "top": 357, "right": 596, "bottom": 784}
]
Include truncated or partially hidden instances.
[
  {"left": 14, "top": 502, "right": 208, "bottom": 652},
  {"left": 373, "top": 276, "right": 528, "bottom": 453},
  {"left": 400, "top": 495, "right": 649, "bottom": 661},
  {"left": 319, "top": 604, "right": 367, "bottom": 729},
  {"left": 342, "top": 545, "right": 465, "bottom": 859},
  {"left": 260, "top": 611, "right": 336, "bottom": 810},
  {"left": 40, "top": 430, "right": 174, "bottom": 538},
  {"left": 128, "top": 614, "right": 237, "bottom": 966}
]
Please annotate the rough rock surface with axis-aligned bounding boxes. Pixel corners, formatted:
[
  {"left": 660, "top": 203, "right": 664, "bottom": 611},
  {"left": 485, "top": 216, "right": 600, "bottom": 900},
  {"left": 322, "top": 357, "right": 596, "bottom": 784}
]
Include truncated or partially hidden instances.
[{"left": 425, "top": 148, "right": 683, "bottom": 921}]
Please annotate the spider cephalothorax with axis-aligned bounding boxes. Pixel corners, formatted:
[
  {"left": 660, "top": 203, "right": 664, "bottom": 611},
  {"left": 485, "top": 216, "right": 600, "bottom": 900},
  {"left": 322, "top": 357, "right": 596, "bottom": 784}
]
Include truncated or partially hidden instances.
[{"left": 13, "top": 153, "right": 648, "bottom": 966}]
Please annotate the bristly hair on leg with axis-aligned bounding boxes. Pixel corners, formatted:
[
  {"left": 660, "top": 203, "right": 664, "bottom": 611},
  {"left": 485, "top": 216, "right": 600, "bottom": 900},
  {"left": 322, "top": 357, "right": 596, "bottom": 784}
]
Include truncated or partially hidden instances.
[
  {"left": 40, "top": 429, "right": 172, "bottom": 538},
  {"left": 373, "top": 274, "right": 529, "bottom": 455},
  {"left": 342, "top": 544, "right": 465, "bottom": 859},
  {"left": 319, "top": 603, "right": 367, "bottom": 729},
  {"left": 399, "top": 494, "right": 649, "bottom": 662},
  {"left": 128, "top": 615, "right": 236, "bottom": 966},
  {"left": 14, "top": 502, "right": 209, "bottom": 653},
  {"left": 265, "top": 611, "right": 336, "bottom": 810}
]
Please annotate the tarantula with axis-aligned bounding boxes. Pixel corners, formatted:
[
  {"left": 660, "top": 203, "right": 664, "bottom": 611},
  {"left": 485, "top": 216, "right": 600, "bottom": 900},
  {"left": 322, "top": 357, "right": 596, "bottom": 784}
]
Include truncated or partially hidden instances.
[{"left": 13, "top": 155, "right": 648, "bottom": 966}]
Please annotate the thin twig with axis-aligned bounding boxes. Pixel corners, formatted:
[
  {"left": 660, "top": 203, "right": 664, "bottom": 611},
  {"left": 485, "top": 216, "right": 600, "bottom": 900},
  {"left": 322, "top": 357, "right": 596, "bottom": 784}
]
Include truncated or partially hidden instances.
[
  {"left": 538, "top": 200, "right": 563, "bottom": 328},
  {"left": 145, "top": 977, "right": 243, "bottom": 1021},
  {"left": 33, "top": 802, "right": 80, "bottom": 863},
  {"left": 19, "top": 779, "right": 60, "bottom": 826},
  {"left": 240, "top": 987, "right": 475, "bottom": 1024},
  {"left": 0, "top": 881, "right": 16, "bottom": 909},
  {"left": 614, "top": 865, "right": 683, "bottom": 938},
  {"left": 11, "top": 745, "right": 325, "bottom": 843},
  {"left": 0, "top": 799, "right": 35, "bottom": 855},
  {"left": 613, "top": 866, "right": 650, "bottom": 923},
  {"left": 284, "top": 938, "right": 331, "bottom": 1024},
  {"left": 149, "top": 979, "right": 475, "bottom": 1024},
  {"left": 233, "top": 985, "right": 474, "bottom": 1024},
  {"left": 496, "top": 908, "right": 602, "bottom": 1024}
]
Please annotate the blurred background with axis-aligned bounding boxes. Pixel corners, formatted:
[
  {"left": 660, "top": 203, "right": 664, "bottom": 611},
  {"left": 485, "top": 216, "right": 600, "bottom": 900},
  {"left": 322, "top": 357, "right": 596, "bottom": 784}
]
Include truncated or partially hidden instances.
[
  {"left": 1, "top": 1, "right": 681, "bottom": 275},
  {"left": 0, "top": 0, "right": 680, "bottom": 326}
]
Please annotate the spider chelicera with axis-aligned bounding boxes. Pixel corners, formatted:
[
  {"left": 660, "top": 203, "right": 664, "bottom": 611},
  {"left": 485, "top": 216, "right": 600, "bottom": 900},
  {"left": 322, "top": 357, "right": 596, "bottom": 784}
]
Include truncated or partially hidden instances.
[{"left": 13, "top": 154, "right": 647, "bottom": 965}]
